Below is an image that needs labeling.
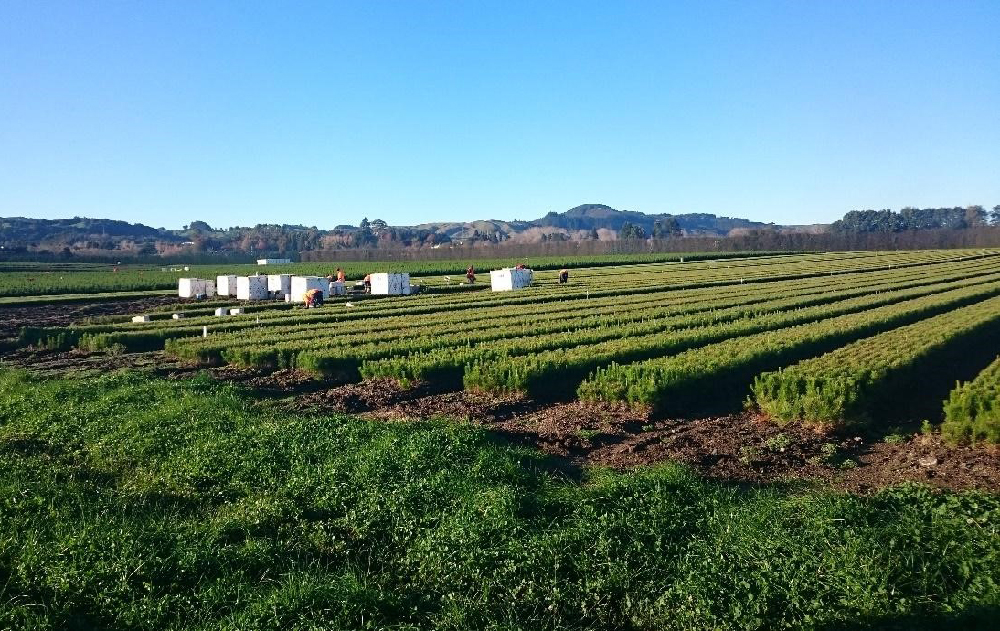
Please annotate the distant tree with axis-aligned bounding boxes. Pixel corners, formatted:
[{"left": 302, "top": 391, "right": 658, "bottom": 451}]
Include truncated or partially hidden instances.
[
  {"left": 965, "top": 205, "right": 987, "bottom": 228},
  {"left": 352, "top": 217, "right": 376, "bottom": 248},
  {"left": 189, "top": 220, "right": 213, "bottom": 232},
  {"left": 663, "top": 217, "right": 682, "bottom": 237},
  {"left": 370, "top": 218, "right": 388, "bottom": 234},
  {"left": 589, "top": 228, "right": 600, "bottom": 240},
  {"left": 619, "top": 222, "right": 646, "bottom": 240},
  {"left": 991, "top": 205, "right": 1000, "bottom": 226}
]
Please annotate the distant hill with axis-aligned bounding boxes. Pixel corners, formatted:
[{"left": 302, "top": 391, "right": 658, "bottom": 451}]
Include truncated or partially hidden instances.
[
  {"left": 530, "top": 204, "right": 774, "bottom": 235},
  {"left": 0, "top": 205, "right": 810, "bottom": 257},
  {"left": 0, "top": 216, "right": 171, "bottom": 243},
  {"left": 411, "top": 204, "right": 779, "bottom": 241},
  {"left": 3, "top": 202, "right": 995, "bottom": 259}
]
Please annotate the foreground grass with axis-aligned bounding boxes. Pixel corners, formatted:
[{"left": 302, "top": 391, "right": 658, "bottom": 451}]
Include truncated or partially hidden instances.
[{"left": 0, "top": 371, "right": 998, "bottom": 630}]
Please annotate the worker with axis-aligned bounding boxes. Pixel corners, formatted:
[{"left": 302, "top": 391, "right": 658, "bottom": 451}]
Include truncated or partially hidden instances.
[
  {"left": 364, "top": 273, "right": 372, "bottom": 293},
  {"left": 559, "top": 269, "right": 569, "bottom": 284},
  {"left": 466, "top": 265, "right": 475, "bottom": 283},
  {"left": 336, "top": 267, "right": 346, "bottom": 283},
  {"left": 515, "top": 263, "right": 526, "bottom": 270},
  {"left": 304, "top": 288, "right": 324, "bottom": 308}
]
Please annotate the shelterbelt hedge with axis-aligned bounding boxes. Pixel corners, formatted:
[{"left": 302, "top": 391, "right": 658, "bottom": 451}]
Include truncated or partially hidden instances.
[{"left": 1, "top": 369, "right": 1000, "bottom": 630}]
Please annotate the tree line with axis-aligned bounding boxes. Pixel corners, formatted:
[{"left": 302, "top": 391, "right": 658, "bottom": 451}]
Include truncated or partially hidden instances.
[{"left": 831, "top": 206, "right": 999, "bottom": 233}]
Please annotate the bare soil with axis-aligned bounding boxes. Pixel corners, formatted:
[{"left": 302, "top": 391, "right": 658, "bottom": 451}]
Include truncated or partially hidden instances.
[
  {"left": 0, "top": 295, "right": 182, "bottom": 339},
  {"left": 3, "top": 315, "right": 998, "bottom": 494}
]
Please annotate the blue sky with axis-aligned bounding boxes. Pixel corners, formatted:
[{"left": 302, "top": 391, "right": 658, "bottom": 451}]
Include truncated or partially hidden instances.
[{"left": 1, "top": 1, "right": 997, "bottom": 229}]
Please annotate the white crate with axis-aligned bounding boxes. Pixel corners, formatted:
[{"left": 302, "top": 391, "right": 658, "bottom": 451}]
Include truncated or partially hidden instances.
[
  {"left": 172, "top": 313, "right": 185, "bottom": 320},
  {"left": 328, "top": 280, "right": 346, "bottom": 296},
  {"left": 216, "top": 275, "right": 238, "bottom": 296},
  {"left": 291, "top": 276, "right": 326, "bottom": 301},
  {"left": 214, "top": 307, "right": 227, "bottom": 316},
  {"left": 229, "top": 308, "right": 243, "bottom": 315},
  {"left": 236, "top": 275, "right": 269, "bottom": 300},
  {"left": 490, "top": 268, "right": 533, "bottom": 292},
  {"left": 178, "top": 278, "right": 207, "bottom": 298},
  {"left": 131, "top": 315, "right": 151, "bottom": 323},
  {"left": 370, "top": 272, "right": 411, "bottom": 295},
  {"left": 204, "top": 280, "right": 216, "bottom": 298},
  {"left": 267, "top": 274, "right": 292, "bottom": 295}
]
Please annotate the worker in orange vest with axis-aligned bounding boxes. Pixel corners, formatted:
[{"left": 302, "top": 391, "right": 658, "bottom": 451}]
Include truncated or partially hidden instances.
[{"left": 304, "top": 288, "right": 324, "bottom": 308}]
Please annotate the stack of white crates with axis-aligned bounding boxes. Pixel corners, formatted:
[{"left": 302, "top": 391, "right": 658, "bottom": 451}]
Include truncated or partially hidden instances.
[
  {"left": 490, "top": 268, "right": 533, "bottom": 292},
  {"left": 217, "top": 275, "right": 238, "bottom": 296},
  {"left": 370, "top": 272, "right": 411, "bottom": 295},
  {"left": 204, "top": 280, "right": 217, "bottom": 297},
  {"left": 329, "top": 281, "right": 346, "bottom": 296},
  {"left": 236, "top": 275, "right": 269, "bottom": 300},
  {"left": 291, "top": 276, "right": 326, "bottom": 301},
  {"left": 178, "top": 278, "right": 207, "bottom": 298},
  {"left": 267, "top": 274, "right": 292, "bottom": 297}
]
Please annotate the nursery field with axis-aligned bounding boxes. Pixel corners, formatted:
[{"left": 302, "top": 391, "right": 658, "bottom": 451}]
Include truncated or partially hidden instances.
[
  {"left": 4, "top": 250, "right": 1000, "bottom": 629},
  {"left": 8, "top": 248, "right": 1000, "bottom": 439}
]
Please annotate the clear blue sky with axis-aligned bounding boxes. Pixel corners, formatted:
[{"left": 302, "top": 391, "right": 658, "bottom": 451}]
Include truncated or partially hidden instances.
[{"left": 1, "top": 1, "right": 998, "bottom": 230}]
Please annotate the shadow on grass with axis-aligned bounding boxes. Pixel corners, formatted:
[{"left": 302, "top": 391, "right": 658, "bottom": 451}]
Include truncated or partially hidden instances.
[{"left": 821, "top": 606, "right": 1000, "bottom": 631}]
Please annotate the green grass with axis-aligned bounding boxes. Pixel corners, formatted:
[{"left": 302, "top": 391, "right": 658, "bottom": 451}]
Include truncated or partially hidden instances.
[{"left": 0, "top": 369, "right": 998, "bottom": 630}]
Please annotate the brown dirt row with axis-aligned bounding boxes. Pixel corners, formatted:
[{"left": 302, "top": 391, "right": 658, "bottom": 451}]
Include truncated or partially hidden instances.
[{"left": 0, "top": 295, "right": 183, "bottom": 339}]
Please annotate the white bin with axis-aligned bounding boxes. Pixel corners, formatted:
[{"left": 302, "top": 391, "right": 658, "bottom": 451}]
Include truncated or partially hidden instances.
[
  {"left": 178, "top": 278, "right": 207, "bottom": 298},
  {"left": 291, "top": 276, "right": 327, "bottom": 301},
  {"left": 490, "top": 268, "right": 533, "bottom": 292},
  {"left": 370, "top": 272, "right": 411, "bottom": 295},
  {"left": 236, "top": 275, "right": 269, "bottom": 300},
  {"left": 217, "top": 275, "right": 238, "bottom": 296},
  {"left": 267, "top": 274, "right": 292, "bottom": 296}
]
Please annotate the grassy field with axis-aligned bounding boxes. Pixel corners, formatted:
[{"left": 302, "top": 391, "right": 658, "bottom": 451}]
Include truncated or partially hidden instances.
[{"left": 1, "top": 369, "right": 998, "bottom": 630}]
